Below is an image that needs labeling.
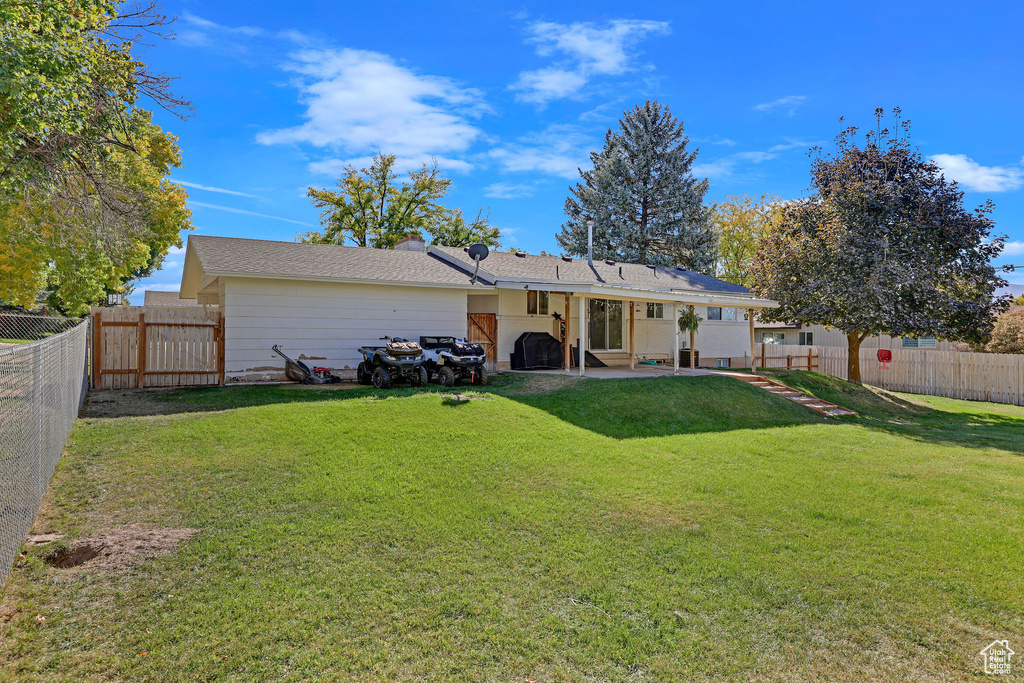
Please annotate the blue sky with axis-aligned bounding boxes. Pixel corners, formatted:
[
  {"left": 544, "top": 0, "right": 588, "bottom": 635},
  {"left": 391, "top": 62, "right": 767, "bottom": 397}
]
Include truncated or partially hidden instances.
[{"left": 137, "top": 0, "right": 1024, "bottom": 297}]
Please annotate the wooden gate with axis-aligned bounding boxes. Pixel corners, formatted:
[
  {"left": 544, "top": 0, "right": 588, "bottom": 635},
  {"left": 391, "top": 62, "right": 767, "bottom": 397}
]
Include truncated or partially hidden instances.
[
  {"left": 91, "top": 306, "right": 224, "bottom": 390},
  {"left": 467, "top": 313, "right": 497, "bottom": 371}
]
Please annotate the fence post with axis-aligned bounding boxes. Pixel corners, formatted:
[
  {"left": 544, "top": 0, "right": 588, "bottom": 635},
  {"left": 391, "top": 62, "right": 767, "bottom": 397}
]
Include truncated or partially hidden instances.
[
  {"left": 137, "top": 312, "right": 147, "bottom": 389},
  {"left": 217, "top": 315, "right": 226, "bottom": 386},
  {"left": 34, "top": 345, "right": 43, "bottom": 497},
  {"left": 92, "top": 311, "right": 101, "bottom": 390}
]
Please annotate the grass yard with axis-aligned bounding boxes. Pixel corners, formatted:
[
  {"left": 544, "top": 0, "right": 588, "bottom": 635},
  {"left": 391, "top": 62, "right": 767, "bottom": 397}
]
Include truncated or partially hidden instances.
[{"left": 2, "top": 372, "right": 1023, "bottom": 681}]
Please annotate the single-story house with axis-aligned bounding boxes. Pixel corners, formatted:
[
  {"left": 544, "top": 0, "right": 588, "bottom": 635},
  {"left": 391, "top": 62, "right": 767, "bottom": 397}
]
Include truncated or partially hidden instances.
[
  {"left": 179, "top": 234, "right": 779, "bottom": 382},
  {"left": 754, "top": 319, "right": 958, "bottom": 351},
  {"left": 143, "top": 290, "right": 203, "bottom": 308}
]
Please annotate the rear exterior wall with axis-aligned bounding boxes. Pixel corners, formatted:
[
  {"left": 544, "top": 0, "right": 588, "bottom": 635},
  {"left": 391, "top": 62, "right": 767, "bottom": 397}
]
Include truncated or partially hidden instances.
[{"left": 222, "top": 277, "right": 469, "bottom": 381}]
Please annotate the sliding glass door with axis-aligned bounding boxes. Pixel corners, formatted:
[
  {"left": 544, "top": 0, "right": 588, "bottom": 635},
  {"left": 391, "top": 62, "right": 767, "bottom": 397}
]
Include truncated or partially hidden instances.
[{"left": 588, "top": 299, "right": 623, "bottom": 351}]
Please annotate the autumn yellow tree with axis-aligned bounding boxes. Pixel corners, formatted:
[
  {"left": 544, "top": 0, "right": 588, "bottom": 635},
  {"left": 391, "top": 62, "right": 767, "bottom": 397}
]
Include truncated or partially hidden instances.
[
  {"left": 0, "top": 1, "right": 192, "bottom": 314},
  {"left": 710, "top": 195, "right": 779, "bottom": 286}
]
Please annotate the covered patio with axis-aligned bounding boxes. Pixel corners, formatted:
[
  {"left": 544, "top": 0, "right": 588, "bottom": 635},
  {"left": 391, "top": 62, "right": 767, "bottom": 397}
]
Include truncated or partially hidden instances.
[{"left": 536, "top": 284, "right": 778, "bottom": 378}]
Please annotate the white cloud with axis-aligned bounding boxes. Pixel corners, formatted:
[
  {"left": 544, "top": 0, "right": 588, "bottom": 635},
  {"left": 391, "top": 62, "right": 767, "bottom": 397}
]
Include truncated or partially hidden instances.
[
  {"left": 511, "top": 19, "right": 670, "bottom": 105},
  {"left": 753, "top": 95, "right": 807, "bottom": 115},
  {"left": 176, "top": 180, "right": 260, "bottom": 199},
  {"left": 307, "top": 154, "right": 474, "bottom": 177},
  {"left": 1002, "top": 241, "right": 1024, "bottom": 257},
  {"left": 693, "top": 138, "right": 819, "bottom": 180},
  {"left": 167, "top": 246, "right": 186, "bottom": 255},
  {"left": 692, "top": 158, "right": 739, "bottom": 180},
  {"left": 483, "top": 183, "right": 537, "bottom": 199},
  {"left": 488, "top": 125, "right": 593, "bottom": 179},
  {"left": 189, "top": 201, "right": 314, "bottom": 226},
  {"left": 930, "top": 154, "right": 1024, "bottom": 193},
  {"left": 510, "top": 68, "right": 588, "bottom": 105},
  {"left": 257, "top": 48, "right": 486, "bottom": 174}
]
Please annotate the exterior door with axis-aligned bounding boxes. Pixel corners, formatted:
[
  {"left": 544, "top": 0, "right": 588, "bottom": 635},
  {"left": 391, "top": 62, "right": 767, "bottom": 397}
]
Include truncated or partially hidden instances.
[{"left": 467, "top": 313, "right": 498, "bottom": 371}]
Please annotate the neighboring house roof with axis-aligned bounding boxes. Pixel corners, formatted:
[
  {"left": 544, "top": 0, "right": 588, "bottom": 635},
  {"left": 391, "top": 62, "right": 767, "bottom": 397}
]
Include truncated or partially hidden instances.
[
  {"left": 432, "top": 245, "right": 751, "bottom": 295},
  {"left": 143, "top": 290, "right": 200, "bottom": 307},
  {"left": 754, "top": 319, "right": 802, "bottom": 330},
  {"left": 182, "top": 236, "right": 484, "bottom": 294}
]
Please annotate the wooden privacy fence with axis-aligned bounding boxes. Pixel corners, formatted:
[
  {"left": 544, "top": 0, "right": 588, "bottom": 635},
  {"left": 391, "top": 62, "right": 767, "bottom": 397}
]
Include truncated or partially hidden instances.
[
  {"left": 91, "top": 306, "right": 224, "bottom": 390},
  {"left": 756, "top": 343, "right": 1024, "bottom": 406}
]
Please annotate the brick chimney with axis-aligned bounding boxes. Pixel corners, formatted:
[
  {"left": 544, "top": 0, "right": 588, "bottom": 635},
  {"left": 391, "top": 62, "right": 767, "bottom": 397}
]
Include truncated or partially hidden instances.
[{"left": 394, "top": 234, "right": 426, "bottom": 251}]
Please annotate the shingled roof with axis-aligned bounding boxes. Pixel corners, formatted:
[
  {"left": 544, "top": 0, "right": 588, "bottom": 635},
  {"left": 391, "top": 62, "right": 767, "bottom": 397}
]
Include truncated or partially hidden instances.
[
  {"left": 182, "top": 235, "right": 770, "bottom": 307},
  {"left": 432, "top": 246, "right": 750, "bottom": 295},
  {"left": 185, "top": 236, "right": 482, "bottom": 288}
]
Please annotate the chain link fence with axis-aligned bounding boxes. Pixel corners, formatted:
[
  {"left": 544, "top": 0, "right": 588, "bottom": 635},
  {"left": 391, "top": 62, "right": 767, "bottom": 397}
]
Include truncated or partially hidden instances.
[{"left": 0, "top": 314, "right": 88, "bottom": 584}]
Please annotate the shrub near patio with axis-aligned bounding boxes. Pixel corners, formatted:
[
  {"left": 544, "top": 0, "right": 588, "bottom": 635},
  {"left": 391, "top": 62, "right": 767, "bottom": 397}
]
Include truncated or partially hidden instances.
[{"left": 2, "top": 374, "right": 1023, "bottom": 681}]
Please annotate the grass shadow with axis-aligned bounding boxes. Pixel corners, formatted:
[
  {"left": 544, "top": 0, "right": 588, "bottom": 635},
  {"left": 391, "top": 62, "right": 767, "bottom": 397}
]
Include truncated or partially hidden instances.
[
  {"left": 764, "top": 369, "right": 1024, "bottom": 454},
  {"left": 80, "top": 371, "right": 1024, "bottom": 451}
]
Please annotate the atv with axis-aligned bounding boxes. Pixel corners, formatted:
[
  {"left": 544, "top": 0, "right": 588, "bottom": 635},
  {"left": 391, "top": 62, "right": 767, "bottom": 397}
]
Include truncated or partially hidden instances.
[
  {"left": 356, "top": 336, "right": 428, "bottom": 389},
  {"left": 419, "top": 336, "right": 488, "bottom": 387}
]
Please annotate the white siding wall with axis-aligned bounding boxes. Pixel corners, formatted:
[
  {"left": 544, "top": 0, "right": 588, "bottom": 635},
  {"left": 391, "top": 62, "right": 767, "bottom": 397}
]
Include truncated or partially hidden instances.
[
  {"left": 495, "top": 291, "right": 751, "bottom": 368},
  {"left": 222, "top": 277, "right": 469, "bottom": 381},
  {"left": 756, "top": 324, "right": 958, "bottom": 352}
]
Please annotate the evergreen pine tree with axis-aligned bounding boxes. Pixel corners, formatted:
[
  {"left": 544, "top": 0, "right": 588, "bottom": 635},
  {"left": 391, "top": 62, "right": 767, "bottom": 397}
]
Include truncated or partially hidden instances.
[{"left": 556, "top": 101, "right": 716, "bottom": 271}]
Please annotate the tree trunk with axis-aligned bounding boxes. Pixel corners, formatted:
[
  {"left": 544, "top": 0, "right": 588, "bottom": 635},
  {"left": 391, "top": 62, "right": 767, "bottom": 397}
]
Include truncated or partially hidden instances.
[{"left": 847, "top": 332, "right": 864, "bottom": 384}]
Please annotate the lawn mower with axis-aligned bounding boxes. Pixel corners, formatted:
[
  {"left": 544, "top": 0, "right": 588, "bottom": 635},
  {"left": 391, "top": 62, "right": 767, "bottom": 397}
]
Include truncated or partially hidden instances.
[
  {"left": 419, "top": 336, "right": 488, "bottom": 386},
  {"left": 271, "top": 345, "right": 340, "bottom": 384},
  {"left": 356, "top": 336, "right": 428, "bottom": 389}
]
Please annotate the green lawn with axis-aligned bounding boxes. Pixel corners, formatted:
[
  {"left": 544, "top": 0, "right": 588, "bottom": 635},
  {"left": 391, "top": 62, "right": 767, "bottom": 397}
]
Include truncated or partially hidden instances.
[{"left": 2, "top": 373, "right": 1023, "bottom": 681}]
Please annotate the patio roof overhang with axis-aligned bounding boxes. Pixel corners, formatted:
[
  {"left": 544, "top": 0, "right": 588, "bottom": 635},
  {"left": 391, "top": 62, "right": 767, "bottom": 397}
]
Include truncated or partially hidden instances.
[{"left": 492, "top": 280, "right": 779, "bottom": 309}]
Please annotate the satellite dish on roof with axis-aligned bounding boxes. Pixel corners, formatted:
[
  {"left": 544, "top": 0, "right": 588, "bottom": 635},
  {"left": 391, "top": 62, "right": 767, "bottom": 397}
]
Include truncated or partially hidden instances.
[
  {"left": 468, "top": 243, "right": 489, "bottom": 261},
  {"left": 469, "top": 243, "right": 489, "bottom": 284}
]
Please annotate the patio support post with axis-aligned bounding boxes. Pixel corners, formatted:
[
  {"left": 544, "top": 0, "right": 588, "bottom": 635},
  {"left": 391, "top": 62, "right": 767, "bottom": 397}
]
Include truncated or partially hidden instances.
[
  {"left": 564, "top": 294, "right": 571, "bottom": 373},
  {"left": 579, "top": 295, "right": 586, "bottom": 377},
  {"left": 749, "top": 308, "right": 757, "bottom": 375},
  {"left": 629, "top": 301, "right": 635, "bottom": 370},
  {"left": 689, "top": 305, "right": 696, "bottom": 371},
  {"left": 673, "top": 303, "right": 679, "bottom": 376}
]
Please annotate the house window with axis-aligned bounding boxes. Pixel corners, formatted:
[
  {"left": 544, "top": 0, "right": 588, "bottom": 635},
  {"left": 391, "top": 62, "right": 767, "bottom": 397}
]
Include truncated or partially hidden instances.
[
  {"left": 798, "top": 331, "right": 813, "bottom": 345},
  {"left": 903, "top": 337, "right": 936, "bottom": 349},
  {"left": 527, "top": 290, "right": 549, "bottom": 315},
  {"left": 707, "top": 306, "right": 722, "bottom": 320},
  {"left": 722, "top": 307, "right": 738, "bottom": 321},
  {"left": 760, "top": 332, "right": 785, "bottom": 344},
  {"left": 589, "top": 299, "right": 623, "bottom": 350},
  {"left": 646, "top": 302, "right": 664, "bottom": 319}
]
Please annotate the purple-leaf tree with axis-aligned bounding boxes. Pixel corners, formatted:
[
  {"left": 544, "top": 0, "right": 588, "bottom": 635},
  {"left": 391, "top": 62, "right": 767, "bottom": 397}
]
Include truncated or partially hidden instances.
[{"left": 750, "top": 109, "right": 1010, "bottom": 383}]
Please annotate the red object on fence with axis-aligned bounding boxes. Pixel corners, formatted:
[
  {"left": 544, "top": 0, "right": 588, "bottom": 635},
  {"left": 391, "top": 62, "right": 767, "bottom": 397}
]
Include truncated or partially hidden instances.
[{"left": 878, "top": 349, "right": 892, "bottom": 369}]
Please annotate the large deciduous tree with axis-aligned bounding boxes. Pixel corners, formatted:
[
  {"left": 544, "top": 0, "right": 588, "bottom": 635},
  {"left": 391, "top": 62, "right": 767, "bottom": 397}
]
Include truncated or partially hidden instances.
[
  {"left": 750, "top": 109, "right": 1009, "bottom": 383},
  {"left": 304, "top": 153, "right": 501, "bottom": 249},
  {"left": 986, "top": 307, "right": 1024, "bottom": 354},
  {"left": 0, "top": 0, "right": 193, "bottom": 314},
  {"left": 556, "top": 100, "right": 715, "bottom": 271},
  {"left": 711, "top": 194, "right": 779, "bottom": 286}
]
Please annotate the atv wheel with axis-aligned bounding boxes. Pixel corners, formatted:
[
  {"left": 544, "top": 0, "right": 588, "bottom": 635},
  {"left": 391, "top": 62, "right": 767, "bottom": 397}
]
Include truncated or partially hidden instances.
[
  {"left": 371, "top": 366, "right": 392, "bottom": 390},
  {"left": 411, "top": 366, "right": 428, "bottom": 387},
  {"left": 473, "top": 365, "right": 488, "bottom": 386},
  {"left": 356, "top": 362, "right": 371, "bottom": 385},
  {"left": 437, "top": 366, "right": 456, "bottom": 387}
]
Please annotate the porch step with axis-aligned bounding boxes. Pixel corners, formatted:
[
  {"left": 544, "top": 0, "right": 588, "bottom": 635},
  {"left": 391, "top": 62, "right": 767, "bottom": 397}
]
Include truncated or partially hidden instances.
[{"left": 731, "top": 374, "right": 857, "bottom": 418}]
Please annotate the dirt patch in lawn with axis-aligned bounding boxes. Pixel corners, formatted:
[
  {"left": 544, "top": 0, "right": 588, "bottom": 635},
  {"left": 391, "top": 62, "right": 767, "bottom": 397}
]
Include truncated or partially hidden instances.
[
  {"left": 81, "top": 389, "right": 193, "bottom": 418},
  {"left": 41, "top": 525, "right": 198, "bottom": 571},
  {"left": 500, "top": 373, "right": 579, "bottom": 395}
]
